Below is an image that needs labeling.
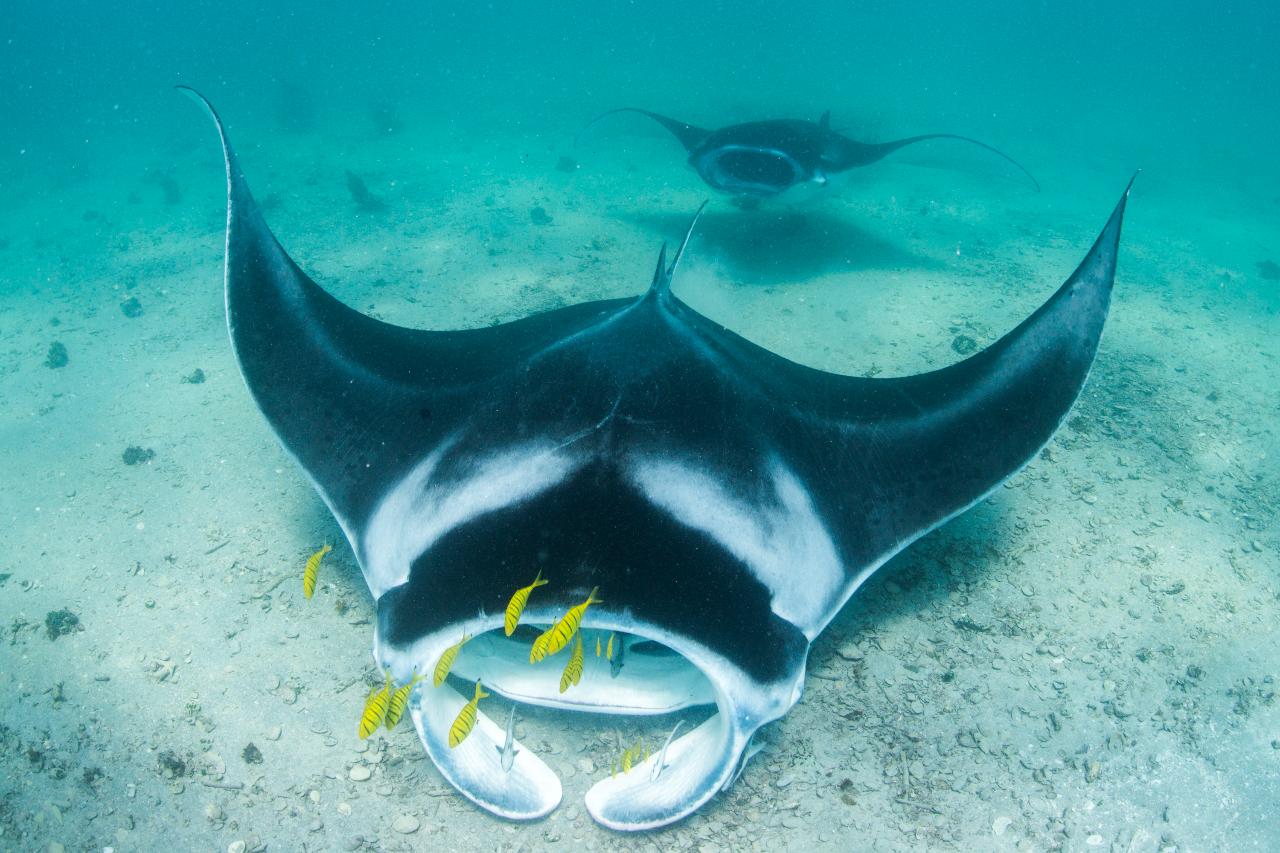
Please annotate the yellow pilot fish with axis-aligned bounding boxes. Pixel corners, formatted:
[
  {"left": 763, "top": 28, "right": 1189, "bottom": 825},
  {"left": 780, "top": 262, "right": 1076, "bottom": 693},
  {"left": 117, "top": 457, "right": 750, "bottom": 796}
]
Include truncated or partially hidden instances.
[
  {"left": 448, "top": 680, "right": 490, "bottom": 748},
  {"left": 383, "top": 673, "right": 423, "bottom": 731},
  {"left": 606, "top": 632, "right": 616, "bottom": 661},
  {"left": 595, "top": 635, "right": 602, "bottom": 658},
  {"left": 302, "top": 544, "right": 332, "bottom": 600},
  {"left": 358, "top": 671, "right": 393, "bottom": 739},
  {"left": 619, "top": 738, "right": 647, "bottom": 774},
  {"left": 529, "top": 626, "right": 555, "bottom": 664},
  {"left": 542, "top": 586, "right": 601, "bottom": 658},
  {"left": 504, "top": 570, "right": 549, "bottom": 636},
  {"left": 433, "top": 634, "right": 471, "bottom": 687},
  {"left": 559, "top": 633, "right": 584, "bottom": 694}
]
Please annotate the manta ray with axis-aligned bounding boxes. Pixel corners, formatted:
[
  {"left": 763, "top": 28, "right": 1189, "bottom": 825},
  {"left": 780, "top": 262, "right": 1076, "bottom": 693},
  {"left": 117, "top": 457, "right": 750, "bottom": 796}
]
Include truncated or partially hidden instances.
[
  {"left": 581, "top": 108, "right": 1040, "bottom": 198},
  {"left": 182, "top": 87, "right": 1130, "bottom": 831}
]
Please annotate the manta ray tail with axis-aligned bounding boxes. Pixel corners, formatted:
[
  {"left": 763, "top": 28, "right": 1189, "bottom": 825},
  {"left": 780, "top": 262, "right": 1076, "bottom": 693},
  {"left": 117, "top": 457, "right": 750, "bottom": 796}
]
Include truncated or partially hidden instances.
[
  {"left": 576, "top": 108, "right": 711, "bottom": 153},
  {"left": 847, "top": 132, "right": 1041, "bottom": 191}
]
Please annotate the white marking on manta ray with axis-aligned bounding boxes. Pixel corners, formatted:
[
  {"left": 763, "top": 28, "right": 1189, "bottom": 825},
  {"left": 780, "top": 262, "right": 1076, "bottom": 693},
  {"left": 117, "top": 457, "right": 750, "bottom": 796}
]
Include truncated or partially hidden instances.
[
  {"left": 628, "top": 455, "right": 842, "bottom": 636},
  {"left": 363, "top": 403, "right": 622, "bottom": 599},
  {"left": 363, "top": 436, "right": 580, "bottom": 598}
]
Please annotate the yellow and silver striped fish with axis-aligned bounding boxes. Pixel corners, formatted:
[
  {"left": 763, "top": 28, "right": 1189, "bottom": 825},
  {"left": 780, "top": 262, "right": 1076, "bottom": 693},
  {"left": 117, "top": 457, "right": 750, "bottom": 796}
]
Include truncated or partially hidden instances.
[
  {"left": 528, "top": 626, "right": 555, "bottom": 664},
  {"left": 559, "top": 632, "right": 584, "bottom": 694},
  {"left": 621, "top": 739, "right": 643, "bottom": 774},
  {"left": 358, "top": 671, "right": 393, "bottom": 739},
  {"left": 433, "top": 633, "right": 471, "bottom": 687},
  {"left": 383, "top": 673, "right": 423, "bottom": 730},
  {"left": 448, "top": 680, "right": 490, "bottom": 748},
  {"left": 302, "top": 543, "right": 332, "bottom": 600},
  {"left": 606, "top": 631, "right": 616, "bottom": 660},
  {"left": 542, "top": 586, "right": 601, "bottom": 658},
  {"left": 504, "top": 570, "right": 548, "bottom": 636}
]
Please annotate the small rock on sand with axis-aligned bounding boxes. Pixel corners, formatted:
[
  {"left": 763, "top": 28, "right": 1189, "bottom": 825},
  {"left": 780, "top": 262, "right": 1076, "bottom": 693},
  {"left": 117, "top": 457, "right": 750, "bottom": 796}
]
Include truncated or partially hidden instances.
[
  {"left": 348, "top": 764, "right": 372, "bottom": 782},
  {"left": 392, "top": 815, "right": 420, "bottom": 834}
]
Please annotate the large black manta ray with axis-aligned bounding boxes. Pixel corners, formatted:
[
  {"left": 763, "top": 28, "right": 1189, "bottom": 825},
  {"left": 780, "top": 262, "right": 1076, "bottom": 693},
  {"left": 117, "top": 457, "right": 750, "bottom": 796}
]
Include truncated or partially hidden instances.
[
  {"left": 182, "top": 87, "right": 1130, "bottom": 831},
  {"left": 581, "top": 107, "right": 1041, "bottom": 198}
]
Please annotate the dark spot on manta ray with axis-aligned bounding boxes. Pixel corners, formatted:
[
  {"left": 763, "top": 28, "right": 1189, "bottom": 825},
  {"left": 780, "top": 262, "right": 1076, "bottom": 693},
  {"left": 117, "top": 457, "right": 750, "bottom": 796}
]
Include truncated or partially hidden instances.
[
  {"left": 1258, "top": 259, "right": 1280, "bottom": 280},
  {"left": 529, "top": 206, "right": 553, "bottom": 226},
  {"left": 951, "top": 334, "right": 978, "bottom": 355},
  {"left": 120, "top": 296, "right": 144, "bottom": 318},
  {"left": 45, "top": 608, "right": 82, "bottom": 640},
  {"left": 241, "top": 743, "right": 264, "bottom": 765},
  {"left": 122, "top": 446, "right": 156, "bottom": 466},
  {"left": 345, "top": 170, "right": 386, "bottom": 213},
  {"left": 44, "top": 341, "right": 68, "bottom": 369}
]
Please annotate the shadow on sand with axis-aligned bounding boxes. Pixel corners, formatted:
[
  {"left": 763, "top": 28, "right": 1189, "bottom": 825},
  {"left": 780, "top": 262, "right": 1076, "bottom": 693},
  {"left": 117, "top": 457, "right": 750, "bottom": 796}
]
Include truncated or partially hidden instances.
[{"left": 626, "top": 207, "right": 939, "bottom": 286}]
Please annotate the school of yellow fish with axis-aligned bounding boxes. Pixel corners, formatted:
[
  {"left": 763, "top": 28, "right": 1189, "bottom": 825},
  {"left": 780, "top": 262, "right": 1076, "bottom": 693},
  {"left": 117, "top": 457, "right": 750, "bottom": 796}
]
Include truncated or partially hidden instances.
[{"left": 305, "top": 551, "right": 645, "bottom": 765}]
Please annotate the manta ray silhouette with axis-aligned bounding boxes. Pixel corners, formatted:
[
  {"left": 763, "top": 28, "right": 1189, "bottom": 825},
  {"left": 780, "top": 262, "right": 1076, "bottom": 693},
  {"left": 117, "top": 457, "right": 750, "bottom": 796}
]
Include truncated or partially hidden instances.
[
  {"left": 581, "top": 108, "right": 1041, "bottom": 197},
  {"left": 182, "top": 86, "right": 1130, "bottom": 830}
]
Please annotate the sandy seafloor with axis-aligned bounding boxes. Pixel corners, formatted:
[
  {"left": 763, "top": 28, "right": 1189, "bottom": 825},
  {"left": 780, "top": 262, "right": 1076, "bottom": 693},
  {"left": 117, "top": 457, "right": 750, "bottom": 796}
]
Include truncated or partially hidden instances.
[{"left": 0, "top": 102, "right": 1277, "bottom": 853}]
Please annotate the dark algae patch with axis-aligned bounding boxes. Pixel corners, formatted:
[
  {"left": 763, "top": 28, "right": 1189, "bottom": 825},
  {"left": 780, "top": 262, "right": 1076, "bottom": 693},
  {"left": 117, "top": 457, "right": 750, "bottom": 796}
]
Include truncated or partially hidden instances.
[
  {"left": 45, "top": 609, "right": 82, "bottom": 640},
  {"left": 156, "top": 750, "right": 188, "bottom": 779},
  {"left": 529, "top": 206, "right": 553, "bottom": 226},
  {"left": 241, "top": 743, "right": 263, "bottom": 765},
  {"left": 44, "top": 342, "right": 68, "bottom": 368},
  {"left": 951, "top": 334, "right": 978, "bottom": 355},
  {"left": 181, "top": 368, "right": 206, "bottom": 384},
  {"left": 346, "top": 170, "right": 386, "bottom": 212},
  {"left": 120, "top": 296, "right": 144, "bottom": 318},
  {"left": 1258, "top": 259, "right": 1279, "bottom": 280},
  {"left": 122, "top": 446, "right": 155, "bottom": 465}
]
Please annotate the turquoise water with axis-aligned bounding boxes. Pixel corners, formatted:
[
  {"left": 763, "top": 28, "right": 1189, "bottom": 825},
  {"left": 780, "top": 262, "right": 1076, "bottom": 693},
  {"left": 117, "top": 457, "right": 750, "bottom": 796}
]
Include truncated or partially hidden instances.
[{"left": 2, "top": 2, "right": 1277, "bottom": 851}]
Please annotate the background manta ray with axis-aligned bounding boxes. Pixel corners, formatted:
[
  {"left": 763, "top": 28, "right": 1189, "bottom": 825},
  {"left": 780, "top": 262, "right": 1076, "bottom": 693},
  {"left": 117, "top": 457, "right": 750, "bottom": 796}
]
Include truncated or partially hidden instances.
[
  {"left": 580, "top": 108, "right": 1041, "bottom": 197},
  {"left": 183, "top": 86, "right": 1130, "bottom": 831}
]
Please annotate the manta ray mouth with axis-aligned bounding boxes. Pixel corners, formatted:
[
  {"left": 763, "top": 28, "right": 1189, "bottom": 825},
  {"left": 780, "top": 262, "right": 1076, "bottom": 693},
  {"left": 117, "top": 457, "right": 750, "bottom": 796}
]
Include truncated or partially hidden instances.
[
  {"left": 694, "top": 145, "right": 810, "bottom": 196},
  {"left": 384, "top": 609, "right": 793, "bottom": 830}
]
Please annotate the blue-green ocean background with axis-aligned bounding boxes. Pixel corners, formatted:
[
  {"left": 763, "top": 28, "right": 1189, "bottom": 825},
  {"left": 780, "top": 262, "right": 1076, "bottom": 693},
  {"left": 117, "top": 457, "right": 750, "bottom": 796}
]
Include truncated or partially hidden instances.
[
  {"left": 5, "top": 1, "right": 1279, "bottom": 192},
  {"left": 2, "top": 2, "right": 1278, "bottom": 851}
]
